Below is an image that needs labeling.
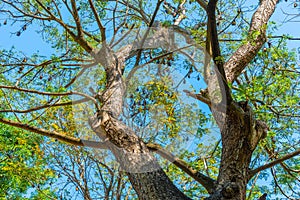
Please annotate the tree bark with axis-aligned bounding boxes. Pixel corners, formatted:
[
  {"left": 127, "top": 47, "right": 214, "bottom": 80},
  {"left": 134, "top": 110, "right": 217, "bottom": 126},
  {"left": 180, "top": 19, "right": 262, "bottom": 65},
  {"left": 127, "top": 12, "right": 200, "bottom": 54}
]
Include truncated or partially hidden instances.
[
  {"left": 206, "top": 102, "right": 267, "bottom": 200},
  {"left": 89, "top": 45, "right": 191, "bottom": 199}
]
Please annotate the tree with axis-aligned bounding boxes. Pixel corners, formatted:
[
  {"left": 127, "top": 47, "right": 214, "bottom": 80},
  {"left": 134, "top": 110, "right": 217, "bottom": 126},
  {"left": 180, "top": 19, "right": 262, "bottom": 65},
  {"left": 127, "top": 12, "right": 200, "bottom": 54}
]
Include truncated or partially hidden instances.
[{"left": 0, "top": 0, "right": 299, "bottom": 199}]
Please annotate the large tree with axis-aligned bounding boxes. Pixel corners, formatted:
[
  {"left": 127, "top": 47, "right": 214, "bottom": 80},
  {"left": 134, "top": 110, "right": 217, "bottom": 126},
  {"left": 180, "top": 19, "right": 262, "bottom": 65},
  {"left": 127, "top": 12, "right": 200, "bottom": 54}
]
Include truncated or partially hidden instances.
[{"left": 0, "top": 0, "right": 299, "bottom": 199}]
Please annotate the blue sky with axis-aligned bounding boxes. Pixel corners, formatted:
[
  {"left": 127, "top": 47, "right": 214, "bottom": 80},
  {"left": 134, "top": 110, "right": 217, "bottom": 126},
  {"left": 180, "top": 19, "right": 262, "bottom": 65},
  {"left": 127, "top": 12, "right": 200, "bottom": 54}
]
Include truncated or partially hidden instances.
[
  {"left": 1, "top": 2, "right": 299, "bottom": 107},
  {"left": 0, "top": 22, "right": 54, "bottom": 56},
  {"left": 0, "top": 1, "right": 299, "bottom": 59}
]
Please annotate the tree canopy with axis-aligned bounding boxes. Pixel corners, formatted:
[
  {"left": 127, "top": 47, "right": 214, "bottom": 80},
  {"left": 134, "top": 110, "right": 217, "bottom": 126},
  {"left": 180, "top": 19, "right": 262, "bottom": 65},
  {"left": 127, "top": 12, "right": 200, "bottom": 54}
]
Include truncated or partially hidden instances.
[{"left": 0, "top": 0, "right": 299, "bottom": 199}]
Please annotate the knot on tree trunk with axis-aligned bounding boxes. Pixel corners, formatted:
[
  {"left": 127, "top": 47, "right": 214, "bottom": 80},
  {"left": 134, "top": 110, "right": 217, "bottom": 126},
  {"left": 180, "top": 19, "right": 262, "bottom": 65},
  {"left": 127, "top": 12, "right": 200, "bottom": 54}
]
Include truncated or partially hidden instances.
[
  {"left": 88, "top": 111, "right": 108, "bottom": 140},
  {"left": 237, "top": 101, "right": 269, "bottom": 150},
  {"left": 249, "top": 118, "right": 269, "bottom": 150},
  {"left": 254, "top": 120, "right": 269, "bottom": 140}
]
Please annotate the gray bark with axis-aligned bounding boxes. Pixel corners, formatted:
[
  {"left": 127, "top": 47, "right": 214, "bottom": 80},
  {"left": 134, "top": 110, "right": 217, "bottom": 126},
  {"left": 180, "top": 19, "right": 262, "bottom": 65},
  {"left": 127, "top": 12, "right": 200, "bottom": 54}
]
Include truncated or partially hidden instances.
[{"left": 89, "top": 45, "right": 191, "bottom": 199}]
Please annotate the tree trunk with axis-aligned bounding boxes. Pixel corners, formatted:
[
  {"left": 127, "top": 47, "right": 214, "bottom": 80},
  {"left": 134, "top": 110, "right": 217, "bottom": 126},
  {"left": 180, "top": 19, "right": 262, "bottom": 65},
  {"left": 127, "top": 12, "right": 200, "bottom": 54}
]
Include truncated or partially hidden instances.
[
  {"left": 90, "top": 111, "right": 191, "bottom": 199},
  {"left": 206, "top": 102, "right": 267, "bottom": 200}
]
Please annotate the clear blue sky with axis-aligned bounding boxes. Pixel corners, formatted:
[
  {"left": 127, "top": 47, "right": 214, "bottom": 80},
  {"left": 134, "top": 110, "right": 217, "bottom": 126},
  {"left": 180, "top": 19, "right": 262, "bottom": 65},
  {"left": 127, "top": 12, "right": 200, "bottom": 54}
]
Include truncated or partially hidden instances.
[
  {"left": 1, "top": 2, "right": 299, "bottom": 59},
  {"left": 0, "top": 22, "right": 53, "bottom": 56}
]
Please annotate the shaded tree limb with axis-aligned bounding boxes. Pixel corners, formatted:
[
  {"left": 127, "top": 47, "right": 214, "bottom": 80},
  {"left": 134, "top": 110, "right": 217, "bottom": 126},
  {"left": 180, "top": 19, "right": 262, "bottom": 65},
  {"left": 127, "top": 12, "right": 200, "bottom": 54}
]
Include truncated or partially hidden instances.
[
  {"left": 0, "top": 98, "right": 89, "bottom": 113},
  {"left": 147, "top": 143, "right": 216, "bottom": 194},
  {"left": 183, "top": 89, "right": 211, "bottom": 106},
  {"left": 0, "top": 117, "right": 107, "bottom": 148},
  {"left": 70, "top": 0, "right": 84, "bottom": 38},
  {"left": 248, "top": 148, "right": 300, "bottom": 179},
  {"left": 220, "top": 35, "right": 300, "bottom": 42}
]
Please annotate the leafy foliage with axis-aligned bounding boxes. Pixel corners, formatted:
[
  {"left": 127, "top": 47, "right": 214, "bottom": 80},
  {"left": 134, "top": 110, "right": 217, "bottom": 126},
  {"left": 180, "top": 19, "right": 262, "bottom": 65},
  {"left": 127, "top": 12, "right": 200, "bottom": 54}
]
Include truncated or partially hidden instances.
[{"left": 0, "top": 124, "right": 56, "bottom": 199}]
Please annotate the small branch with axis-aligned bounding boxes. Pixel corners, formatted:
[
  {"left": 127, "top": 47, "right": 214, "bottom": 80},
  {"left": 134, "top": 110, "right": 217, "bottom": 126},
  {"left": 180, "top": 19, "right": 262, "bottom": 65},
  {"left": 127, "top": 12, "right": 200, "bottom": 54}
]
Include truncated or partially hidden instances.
[
  {"left": 269, "top": 35, "right": 300, "bottom": 40},
  {"left": 264, "top": 146, "right": 300, "bottom": 181},
  {"left": 125, "top": 45, "right": 193, "bottom": 85},
  {"left": 247, "top": 170, "right": 262, "bottom": 200},
  {"left": 219, "top": 35, "right": 300, "bottom": 42},
  {"left": 1, "top": 89, "right": 21, "bottom": 122},
  {"left": 218, "top": 10, "right": 241, "bottom": 35},
  {"left": 183, "top": 90, "right": 211, "bottom": 106},
  {"left": 134, "top": 0, "right": 163, "bottom": 67},
  {"left": 147, "top": 143, "right": 216, "bottom": 194},
  {"left": 35, "top": 0, "right": 94, "bottom": 54},
  {"left": 0, "top": 85, "right": 92, "bottom": 99},
  {"left": 64, "top": 67, "right": 88, "bottom": 88},
  {"left": 0, "top": 98, "right": 89, "bottom": 114},
  {"left": 248, "top": 148, "right": 300, "bottom": 179},
  {"left": 271, "top": 168, "right": 292, "bottom": 199},
  {"left": 70, "top": 0, "right": 84, "bottom": 38},
  {"left": 0, "top": 118, "right": 107, "bottom": 149},
  {"left": 88, "top": 0, "right": 106, "bottom": 42},
  {"left": 1, "top": 1, "right": 52, "bottom": 20},
  {"left": 0, "top": 85, "right": 100, "bottom": 110},
  {"left": 174, "top": 0, "right": 187, "bottom": 26}
]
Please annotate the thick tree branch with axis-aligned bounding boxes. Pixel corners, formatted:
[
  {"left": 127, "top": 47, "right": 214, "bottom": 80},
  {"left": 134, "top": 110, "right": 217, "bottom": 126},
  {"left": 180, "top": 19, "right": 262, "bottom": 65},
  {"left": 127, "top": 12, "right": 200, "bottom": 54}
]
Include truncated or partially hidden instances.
[
  {"left": 248, "top": 148, "right": 300, "bottom": 179},
  {"left": 224, "top": 0, "right": 279, "bottom": 82},
  {"left": 0, "top": 112, "right": 216, "bottom": 194},
  {"left": 195, "top": 0, "right": 208, "bottom": 11},
  {"left": 206, "top": 0, "right": 232, "bottom": 105},
  {"left": 0, "top": 117, "right": 107, "bottom": 149},
  {"left": 183, "top": 90, "right": 211, "bottom": 106},
  {"left": 147, "top": 143, "right": 216, "bottom": 194}
]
